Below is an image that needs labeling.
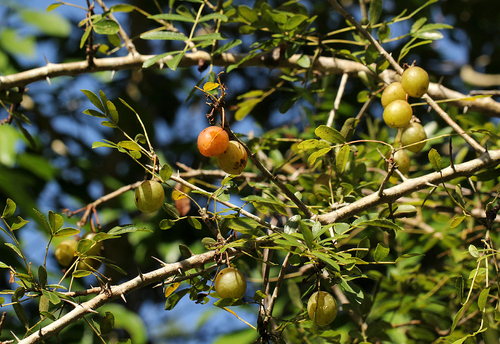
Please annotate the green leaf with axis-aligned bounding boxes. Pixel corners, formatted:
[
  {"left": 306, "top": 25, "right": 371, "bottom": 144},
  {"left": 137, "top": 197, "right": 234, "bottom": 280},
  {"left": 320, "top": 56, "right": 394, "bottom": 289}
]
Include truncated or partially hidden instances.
[
  {"left": 428, "top": 148, "right": 442, "bottom": 172},
  {"left": 167, "top": 52, "right": 185, "bottom": 71},
  {"left": 455, "top": 276, "right": 464, "bottom": 304},
  {"left": 238, "top": 5, "right": 258, "bottom": 23},
  {"left": 47, "top": 3, "right": 62, "bottom": 12},
  {"left": 5, "top": 243, "right": 23, "bottom": 258},
  {"left": 373, "top": 242, "right": 390, "bottom": 262},
  {"left": 73, "top": 269, "right": 93, "bottom": 278},
  {"left": 108, "top": 224, "right": 152, "bottom": 235},
  {"left": 142, "top": 51, "right": 181, "bottom": 68},
  {"left": 335, "top": 145, "right": 350, "bottom": 174},
  {"left": 159, "top": 164, "right": 173, "bottom": 181},
  {"left": 191, "top": 33, "right": 228, "bottom": 41},
  {"left": 284, "top": 215, "right": 301, "bottom": 234},
  {"left": 356, "top": 237, "right": 370, "bottom": 258},
  {"left": 101, "top": 121, "right": 117, "bottom": 128},
  {"left": 378, "top": 22, "right": 390, "bottom": 41},
  {"left": 0, "top": 261, "right": 9, "bottom": 269},
  {"left": 235, "top": 98, "right": 260, "bottom": 121},
  {"left": 92, "top": 141, "right": 116, "bottom": 149},
  {"left": 38, "top": 265, "right": 47, "bottom": 288},
  {"left": 187, "top": 217, "right": 202, "bottom": 230},
  {"left": 32, "top": 208, "right": 52, "bottom": 235},
  {"left": 468, "top": 244, "right": 479, "bottom": 258},
  {"left": 80, "top": 90, "right": 106, "bottom": 113},
  {"left": 80, "top": 27, "right": 91, "bottom": 49},
  {"left": 478, "top": 287, "right": 490, "bottom": 311},
  {"left": 285, "top": 15, "right": 308, "bottom": 30},
  {"left": 118, "top": 141, "right": 141, "bottom": 151},
  {"left": 307, "top": 147, "right": 331, "bottom": 166},
  {"left": 159, "top": 219, "right": 175, "bottom": 230},
  {"left": 140, "top": 31, "right": 187, "bottom": 41},
  {"left": 198, "top": 13, "right": 228, "bottom": 23},
  {"left": 48, "top": 211, "right": 64, "bottom": 232},
  {"left": 297, "top": 139, "right": 331, "bottom": 151},
  {"left": 93, "top": 19, "right": 120, "bottom": 35},
  {"left": 297, "top": 55, "right": 311, "bottom": 68},
  {"left": 2, "top": 198, "right": 16, "bottom": 218},
  {"left": 450, "top": 215, "right": 466, "bottom": 228},
  {"left": 148, "top": 13, "right": 195, "bottom": 22},
  {"left": 83, "top": 109, "right": 107, "bottom": 118},
  {"left": 213, "top": 39, "right": 242, "bottom": 55},
  {"left": 110, "top": 4, "right": 134, "bottom": 12},
  {"left": 368, "top": 0, "right": 383, "bottom": 25},
  {"left": 13, "top": 301, "right": 29, "bottom": 328},
  {"left": 315, "top": 125, "right": 346, "bottom": 144},
  {"left": 411, "top": 17, "right": 427, "bottom": 33},
  {"left": 100, "top": 311, "right": 115, "bottom": 335},
  {"left": 226, "top": 217, "right": 265, "bottom": 236},
  {"left": 300, "top": 222, "right": 314, "bottom": 250},
  {"left": 42, "top": 289, "right": 61, "bottom": 305},
  {"left": 21, "top": 10, "right": 71, "bottom": 37},
  {"left": 413, "top": 30, "right": 443, "bottom": 40},
  {"left": 312, "top": 251, "right": 340, "bottom": 272},
  {"left": 365, "top": 44, "right": 379, "bottom": 64},
  {"left": 165, "top": 289, "right": 188, "bottom": 310},
  {"left": 107, "top": 100, "right": 119, "bottom": 123},
  {"left": 54, "top": 227, "right": 80, "bottom": 238}
]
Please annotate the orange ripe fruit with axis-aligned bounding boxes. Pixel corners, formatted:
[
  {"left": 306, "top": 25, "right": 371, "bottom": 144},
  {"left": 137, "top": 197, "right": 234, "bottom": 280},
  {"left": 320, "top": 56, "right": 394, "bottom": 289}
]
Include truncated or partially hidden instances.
[{"left": 197, "top": 126, "right": 229, "bottom": 157}]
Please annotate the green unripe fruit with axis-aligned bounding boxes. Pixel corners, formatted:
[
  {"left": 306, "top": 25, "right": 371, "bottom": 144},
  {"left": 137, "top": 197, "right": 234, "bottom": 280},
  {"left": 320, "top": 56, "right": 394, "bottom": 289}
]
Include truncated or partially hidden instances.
[
  {"left": 77, "top": 232, "right": 102, "bottom": 272},
  {"left": 134, "top": 180, "right": 165, "bottom": 213},
  {"left": 216, "top": 141, "right": 248, "bottom": 175},
  {"left": 307, "top": 291, "right": 338, "bottom": 326},
  {"left": 393, "top": 149, "right": 411, "bottom": 175},
  {"left": 381, "top": 82, "right": 407, "bottom": 108},
  {"left": 401, "top": 122, "right": 427, "bottom": 153},
  {"left": 214, "top": 267, "right": 247, "bottom": 299},
  {"left": 401, "top": 66, "right": 429, "bottom": 98},
  {"left": 55, "top": 239, "right": 78, "bottom": 267},
  {"left": 383, "top": 100, "right": 412, "bottom": 129}
]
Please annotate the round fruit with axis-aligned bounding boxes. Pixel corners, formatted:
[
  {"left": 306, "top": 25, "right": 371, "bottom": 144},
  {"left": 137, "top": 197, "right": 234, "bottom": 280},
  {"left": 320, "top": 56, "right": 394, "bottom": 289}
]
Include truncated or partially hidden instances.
[
  {"left": 77, "top": 233, "right": 102, "bottom": 272},
  {"left": 214, "top": 267, "right": 247, "bottom": 299},
  {"left": 383, "top": 100, "right": 412, "bottom": 129},
  {"left": 393, "top": 149, "right": 411, "bottom": 175},
  {"left": 55, "top": 239, "right": 78, "bottom": 267},
  {"left": 134, "top": 180, "right": 165, "bottom": 214},
  {"left": 216, "top": 141, "right": 248, "bottom": 175},
  {"left": 307, "top": 291, "right": 338, "bottom": 327},
  {"left": 401, "top": 66, "right": 429, "bottom": 98},
  {"left": 197, "top": 126, "right": 229, "bottom": 157},
  {"left": 381, "top": 82, "right": 407, "bottom": 108},
  {"left": 401, "top": 122, "right": 427, "bottom": 153}
]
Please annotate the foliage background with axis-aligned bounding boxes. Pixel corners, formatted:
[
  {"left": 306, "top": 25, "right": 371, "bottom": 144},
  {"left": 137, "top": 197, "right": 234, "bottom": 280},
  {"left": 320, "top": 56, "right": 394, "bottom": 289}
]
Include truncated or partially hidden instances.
[{"left": 1, "top": 0, "right": 500, "bottom": 343}]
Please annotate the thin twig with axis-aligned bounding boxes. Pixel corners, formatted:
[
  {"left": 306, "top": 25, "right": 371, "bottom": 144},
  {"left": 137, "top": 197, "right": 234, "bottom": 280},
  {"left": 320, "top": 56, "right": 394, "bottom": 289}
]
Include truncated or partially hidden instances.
[{"left": 327, "top": 73, "right": 349, "bottom": 127}]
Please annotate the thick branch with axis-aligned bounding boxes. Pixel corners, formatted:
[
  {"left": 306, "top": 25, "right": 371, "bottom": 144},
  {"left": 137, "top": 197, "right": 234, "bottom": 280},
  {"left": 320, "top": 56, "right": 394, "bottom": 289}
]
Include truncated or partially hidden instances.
[
  {"left": 18, "top": 249, "right": 241, "bottom": 344},
  {"left": 316, "top": 149, "right": 500, "bottom": 224},
  {"left": 1, "top": 52, "right": 499, "bottom": 116}
]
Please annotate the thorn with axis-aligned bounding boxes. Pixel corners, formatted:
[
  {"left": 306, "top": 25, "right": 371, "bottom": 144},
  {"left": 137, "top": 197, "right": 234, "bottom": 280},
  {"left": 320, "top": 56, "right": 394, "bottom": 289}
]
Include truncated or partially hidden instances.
[
  {"left": 43, "top": 54, "right": 50, "bottom": 65},
  {"left": 10, "top": 331, "right": 20, "bottom": 343},
  {"left": 46, "top": 76, "right": 51, "bottom": 86},
  {"left": 120, "top": 293, "right": 127, "bottom": 303},
  {"left": 110, "top": 70, "right": 115, "bottom": 80},
  {"left": 137, "top": 267, "right": 144, "bottom": 281},
  {"left": 151, "top": 256, "right": 167, "bottom": 266},
  {"left": 159, "top": 61, "right": 164, "bottom": 69}
]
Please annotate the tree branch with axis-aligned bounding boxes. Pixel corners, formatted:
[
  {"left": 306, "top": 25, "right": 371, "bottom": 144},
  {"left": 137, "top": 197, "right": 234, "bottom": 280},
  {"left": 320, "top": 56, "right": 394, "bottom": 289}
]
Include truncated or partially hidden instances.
[
  {"left": 1, "top": 52, "right": 499, "bottom": 116},
  {"left": 18, "top": 248, "right": 242, "bottom": 344},
  {"left": 315, "top": 149, "right": 500, "bottom": 224}
]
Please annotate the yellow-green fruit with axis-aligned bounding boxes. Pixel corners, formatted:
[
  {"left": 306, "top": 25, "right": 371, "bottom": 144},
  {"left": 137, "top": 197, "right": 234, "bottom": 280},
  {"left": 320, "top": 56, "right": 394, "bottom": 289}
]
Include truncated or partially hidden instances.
[
  {"left": 393, "top": 149, "right": 411, "bottom": 175},
  {"left": 77, "top": 233, "right": 102, "bottom": 272},
  {"left": 307, "top": 291, "right": 338, "bottom": 326},
  {"left": 401, "top": 66, "right": 429, "bottom": 98},
  {"left": 214, "top": 267, "right": 247, "bottom": 299},
  {"left": 216, "top": 141, "right": 248, "bottom": 175},
  {"left": 134, "top": 180, "right": 165, "bottom": 213},
  {"left": 383, "top": 100, "right": 412, "bottom": 129},
  {"left": 381, "top": 82, "right": 407, "bottom": 108},
  {"left": 55, "top": 239, "right": 78, "bottom": 267},
  {"left": 401, "top": 122, "right": 427, "bottom": 153}
]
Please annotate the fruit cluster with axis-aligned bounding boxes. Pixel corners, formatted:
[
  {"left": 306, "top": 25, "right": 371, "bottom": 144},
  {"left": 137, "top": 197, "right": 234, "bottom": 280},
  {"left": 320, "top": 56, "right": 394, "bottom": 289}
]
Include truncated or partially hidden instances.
[
  {"left": 54, "top": 232, "right": 102, "bottom": 272},
  {"left": 381, "top": 66, "right": 429, "bottom": 175},
  {"left": 197, "top": 126, "right": 248, "bottom": 175}
]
